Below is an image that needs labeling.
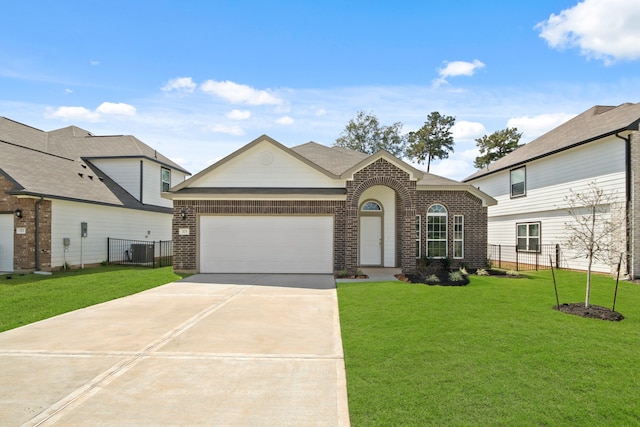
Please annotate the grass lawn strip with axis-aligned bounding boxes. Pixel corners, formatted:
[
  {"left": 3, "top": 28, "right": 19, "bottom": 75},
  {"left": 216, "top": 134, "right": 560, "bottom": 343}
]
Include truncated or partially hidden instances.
[
  {"left": 338, "top": 269, "right": 640, "bottom": 426},
  {"left": 0, "top": 266, "right": 185, "bottom": 332}
]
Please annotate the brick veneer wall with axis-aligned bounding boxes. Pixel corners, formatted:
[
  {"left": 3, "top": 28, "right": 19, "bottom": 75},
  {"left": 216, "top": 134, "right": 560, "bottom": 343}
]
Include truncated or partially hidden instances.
[
  {"left": 0, "top": 175, "right": 52, "bottom": 271},
  {"left": 346, "top": 159, "right": 417, "bottom": 273},
  {"left": 172, "top": 200, "right": 346, "bottom": 273},
  {"left": 172, "top": 160, "right": 489, "bottom": 274},
  {"left": 416, "top": 190, "right": 488, "bottom": 269}
]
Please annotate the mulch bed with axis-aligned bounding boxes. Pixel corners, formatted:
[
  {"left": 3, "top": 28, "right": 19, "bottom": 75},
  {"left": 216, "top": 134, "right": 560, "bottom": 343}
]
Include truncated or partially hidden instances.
[{"left": 553, "top": 303, "right": 624, "bottom": 321}]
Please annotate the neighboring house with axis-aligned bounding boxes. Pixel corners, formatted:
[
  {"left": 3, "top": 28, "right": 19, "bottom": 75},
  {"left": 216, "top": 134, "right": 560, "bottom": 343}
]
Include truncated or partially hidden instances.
[
  {"left": 0, "top": 117, "right": 190, "bottom": 272},
  {"left": 464, "top": 102, "right": 640, "bottom": 277},
  {"left": 163, "top": 135, "right": 496, "bottom": 274}
]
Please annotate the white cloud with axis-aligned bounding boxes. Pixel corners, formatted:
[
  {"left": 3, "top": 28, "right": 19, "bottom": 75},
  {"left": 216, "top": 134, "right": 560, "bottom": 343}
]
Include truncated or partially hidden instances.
[
  {"left": 45, "top": 102, "right": 136, "bottom": 123},
  {"left": 226, "top": 109, "right": 251, "bottom": 120},
  {"left": 536, "top": 0, "right": 640, "bottom": 64},
  {"left": 45, "top": 106, "right": 101, "bottom": 122},
  {"left": 433, "top": 59, "right": 485, "bottom": 87},
  {"left": 200, "top": 80, "right": 282, "bottom": 105},
  {"left": 275, "top": 116, "right": 294, "bottom": 125},
  {"left": 64, "top": 88, "right": 73, "bottom": 94},
  {"left": 162, "top": 77, "right": 197, "bottom": 93},
  {"left": 452, "top": 121, "right": 487, "bottom": 140},
  {"left": 89, "top": 60, "right": 100, "bottom": 66},
  {"left": 206, "top": 124, "right": 245, "bottom": 136},
  {"left": 314, "top": 107, "right": 327, "bottom": 116},
  {"left": 96, "top": 102, "right": 137, "bottom": 116},
  {"left": 507, "top": 113, "right": 576, "bottom": 139}
]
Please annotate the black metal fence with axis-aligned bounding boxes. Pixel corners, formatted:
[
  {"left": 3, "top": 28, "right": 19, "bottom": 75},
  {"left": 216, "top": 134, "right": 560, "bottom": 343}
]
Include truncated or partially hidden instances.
[
  {"left": 107, "top": 238, "right": 173, "bottom": 268},
  {"left": 487, "top": 244, "right": 561, "bottom": 271}
]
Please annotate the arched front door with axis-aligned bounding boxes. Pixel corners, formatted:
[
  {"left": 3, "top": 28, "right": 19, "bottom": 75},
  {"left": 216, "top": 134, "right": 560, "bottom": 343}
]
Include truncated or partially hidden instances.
[{"left": 359, "top": 200, "right": 383, "bottom": 266}]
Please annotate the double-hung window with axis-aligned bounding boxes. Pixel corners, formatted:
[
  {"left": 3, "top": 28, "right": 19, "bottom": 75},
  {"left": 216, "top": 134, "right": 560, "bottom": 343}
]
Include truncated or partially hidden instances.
[
  {"left": 510, "top": 166, "right": 526, "bottom": 198},
  {"left": 427, "top": 204, "right": 447, "bottom": 258},
  {"left": 453, "top": 215, "right": 464, "bottom": 259},
  {"left": 517, "top": 222, "right": 540, "bottom": 252},
  {"left": 161, "top": 167, "right": 171, "bottom": 192}
]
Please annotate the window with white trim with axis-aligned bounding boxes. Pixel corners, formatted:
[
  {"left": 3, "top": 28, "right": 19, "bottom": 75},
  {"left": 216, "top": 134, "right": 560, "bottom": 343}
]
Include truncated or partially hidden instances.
[
  {"left": 416, "top": 215, "right": 421, "bottom": 258},
  {"left": 510, "top": 166, "right": 526, "bottom": 198},
  {"left": 454, "top": 215, "right": 464, "bottom": 259},
  {"left": 161, "top": 167, "right": 171, "bottom": 192},
  {"left": 427, "top": 204, "right": 447, "bottom": 258},
  {"left": 517, "top": 222, "right": 540, "bottom": 252}
]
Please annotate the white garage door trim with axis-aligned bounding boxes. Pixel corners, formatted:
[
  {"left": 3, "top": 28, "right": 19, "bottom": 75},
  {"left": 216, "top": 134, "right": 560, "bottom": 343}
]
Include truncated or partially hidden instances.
[{"left": 199, "top": 215, "right": 334, "bottom": 274}]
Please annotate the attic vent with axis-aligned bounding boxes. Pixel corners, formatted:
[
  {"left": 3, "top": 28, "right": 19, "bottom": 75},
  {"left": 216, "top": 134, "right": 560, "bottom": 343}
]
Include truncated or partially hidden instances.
[
  {"left": 78, "top": 173, "right": 83, "bottom": 178},
  {"left": 98, "top": 177, "right": 104, "bottom": 181},
  {"left": 88, "top": 175, "right": 93, "bottom": 180},
  {"left": 81, "top": 164, "right": 87, "bottom": 168}
]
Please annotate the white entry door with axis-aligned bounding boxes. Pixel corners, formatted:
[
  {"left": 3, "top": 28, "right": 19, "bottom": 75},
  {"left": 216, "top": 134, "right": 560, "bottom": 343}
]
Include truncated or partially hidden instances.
[
  {"left": 0, "top": 214, "right": 14, "bottom": 272},
  {"left": 360, "top": 216, "right": 382, "bottom": 265}
]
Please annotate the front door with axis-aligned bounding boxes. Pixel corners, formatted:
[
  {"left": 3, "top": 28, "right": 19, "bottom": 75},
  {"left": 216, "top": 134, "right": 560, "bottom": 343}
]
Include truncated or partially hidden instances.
[{"left": 360, "top": 216, "right": 382, "bottom": 265}]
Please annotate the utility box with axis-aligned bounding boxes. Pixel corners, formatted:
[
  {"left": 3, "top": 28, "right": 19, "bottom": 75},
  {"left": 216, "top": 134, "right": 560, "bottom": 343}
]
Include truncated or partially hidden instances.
[
  {"left": 81, "top": 222, "right": 88, "bottom": 237},
  {"left": 130, "top": 243, "right": 154, "bottom": 263}
]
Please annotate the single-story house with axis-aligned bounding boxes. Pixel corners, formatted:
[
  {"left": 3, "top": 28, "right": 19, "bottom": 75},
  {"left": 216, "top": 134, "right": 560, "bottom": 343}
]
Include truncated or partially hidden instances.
[
  {"left": 0, "top": 117, "right": 190, "bottom": 272},
  {"left": 464, "top": 102, "right": 640, "bottom": 277},
  {"left": 163, "top": 135, "right": 496, "bottom": 274}
]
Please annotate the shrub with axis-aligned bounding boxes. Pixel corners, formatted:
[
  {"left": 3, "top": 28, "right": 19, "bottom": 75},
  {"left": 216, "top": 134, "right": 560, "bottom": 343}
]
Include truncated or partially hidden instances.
[
  {"left": 449, "top": 271, "right": 465, "bottom": 282},
  {"left": 476, "top": 268, "right": 490, "bottom": 276}
]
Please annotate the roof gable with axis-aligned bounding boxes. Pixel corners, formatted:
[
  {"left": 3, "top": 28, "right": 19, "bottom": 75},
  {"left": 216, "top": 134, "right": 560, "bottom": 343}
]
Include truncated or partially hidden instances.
[
  {"left": 341, "top": 150, "right": 425, "bottom": 181},
  {"left": 170, "top": 135, "right": 340, "bottom": 192}
]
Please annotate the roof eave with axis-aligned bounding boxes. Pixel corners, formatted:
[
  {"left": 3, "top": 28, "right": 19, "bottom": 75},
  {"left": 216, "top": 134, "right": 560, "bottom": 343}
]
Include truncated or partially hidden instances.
[{"left": 464, "top": 125, "right": 638, "bottom": 182}]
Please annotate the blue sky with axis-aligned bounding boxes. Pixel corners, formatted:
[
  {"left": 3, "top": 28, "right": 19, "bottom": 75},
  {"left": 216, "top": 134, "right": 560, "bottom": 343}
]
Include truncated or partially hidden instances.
[{"left": 2, "top": 0, "right": 640, "bottom": 180}]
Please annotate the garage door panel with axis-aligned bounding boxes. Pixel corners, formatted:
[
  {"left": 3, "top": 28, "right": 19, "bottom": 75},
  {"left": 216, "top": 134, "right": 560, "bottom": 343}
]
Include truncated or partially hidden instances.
[{"left": 200, "top": 216, "right": 333, "bottom": 273}]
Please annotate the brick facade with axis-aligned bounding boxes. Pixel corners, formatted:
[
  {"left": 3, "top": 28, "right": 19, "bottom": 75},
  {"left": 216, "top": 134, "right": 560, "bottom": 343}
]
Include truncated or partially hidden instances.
[
  {"left": 416, "top": 190, "right": 488, "bottom": 269},
  {"left": 0, "top": 174, "right": 52, "bottom": 271},
  {"left": 172, "top": 158, "right": 490, "bottom": 274}
]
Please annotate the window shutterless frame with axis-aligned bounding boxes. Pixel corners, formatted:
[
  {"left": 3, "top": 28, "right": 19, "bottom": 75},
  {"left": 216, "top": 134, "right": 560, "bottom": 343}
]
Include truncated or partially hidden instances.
[
  {"left": 510, "top": 166, "right": 526, "bottom": 198},
  {"left": 516, "top": 221, "right": 540, "bottom": 252},
  {"left": 161, "top": 167, "right": 171, "bottom": 192}
]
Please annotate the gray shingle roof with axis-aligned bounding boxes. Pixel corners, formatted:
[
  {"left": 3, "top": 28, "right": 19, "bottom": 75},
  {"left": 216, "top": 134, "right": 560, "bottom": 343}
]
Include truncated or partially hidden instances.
[
  {"left": 464, "top": 102, "right": 640, "bottom": 181},
  {"left": 290, "top": 142, "right": 369, "bottom": 175},
  {"left": 0, "top": 117, "right": 187, "bottom": 211}
]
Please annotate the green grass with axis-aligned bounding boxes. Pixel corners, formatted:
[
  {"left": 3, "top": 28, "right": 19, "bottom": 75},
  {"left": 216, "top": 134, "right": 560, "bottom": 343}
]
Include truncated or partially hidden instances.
[
  {"left": 0, "top": 265, "right": 186, "bottom": 332},
  {"left": 338, "top": 270, "right": 640, "bottom": 426}
]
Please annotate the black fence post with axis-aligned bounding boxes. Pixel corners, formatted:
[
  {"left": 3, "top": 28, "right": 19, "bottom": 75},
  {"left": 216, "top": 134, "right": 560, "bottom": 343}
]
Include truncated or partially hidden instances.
[{"left": 107, "top": 238, "right": 111, "bottom": 264}]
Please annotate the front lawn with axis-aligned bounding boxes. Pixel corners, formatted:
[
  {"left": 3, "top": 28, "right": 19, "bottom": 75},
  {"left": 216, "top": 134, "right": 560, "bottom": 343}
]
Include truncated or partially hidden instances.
[
  {"left": 338, "top": 269, "right": 640, "bottom": 426},
  {"left": 0, "top": 266, "right": 185, "bottom": 332}
]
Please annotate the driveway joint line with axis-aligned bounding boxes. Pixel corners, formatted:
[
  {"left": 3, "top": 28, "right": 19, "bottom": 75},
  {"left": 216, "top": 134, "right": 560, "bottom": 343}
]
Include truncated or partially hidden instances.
[{"left": 25, "top": 284, "right": 252, "bottom": 427}]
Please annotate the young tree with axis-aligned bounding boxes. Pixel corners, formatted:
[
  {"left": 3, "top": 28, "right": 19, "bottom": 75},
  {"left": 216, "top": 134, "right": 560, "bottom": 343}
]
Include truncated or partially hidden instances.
[
  {"left": 473, "top": 127, "right": 523, "bottom": 169},
  {"left": 334, "top": 111, "right": 406, "bottom": 157},
  {"left": 406, "top": 111, "right": 455, "bottom": 173},
  {"left": 564, "top": 182, "right": 624, "bottom": 308}
]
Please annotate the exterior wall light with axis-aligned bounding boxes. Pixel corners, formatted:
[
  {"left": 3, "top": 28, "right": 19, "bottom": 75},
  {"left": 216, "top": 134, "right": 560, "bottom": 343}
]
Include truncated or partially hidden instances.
[
  {"left": 15, "top": 209, "right": 22, "bottom": 219},
  {"left": 181, "top": 210, "right": 187, "bottom": 220}
]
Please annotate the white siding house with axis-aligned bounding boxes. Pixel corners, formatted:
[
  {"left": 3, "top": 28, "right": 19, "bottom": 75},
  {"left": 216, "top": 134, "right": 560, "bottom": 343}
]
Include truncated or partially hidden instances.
[
  {"left": 0, "top": 117, "right": 190, "bottom": 272},
  {"left": 465, "top": 103, "right": 640, "bottom": 277}
]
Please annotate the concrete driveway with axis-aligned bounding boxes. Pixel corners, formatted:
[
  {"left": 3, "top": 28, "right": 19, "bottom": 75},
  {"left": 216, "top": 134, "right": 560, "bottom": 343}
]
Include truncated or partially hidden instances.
[{"left": 0, "top": 274, "right": 349, "bottom": 426}]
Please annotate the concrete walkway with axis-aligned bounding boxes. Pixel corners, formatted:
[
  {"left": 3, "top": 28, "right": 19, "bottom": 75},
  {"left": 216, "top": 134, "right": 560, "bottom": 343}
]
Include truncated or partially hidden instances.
[{"left": 0, "top": 274, "right": 349, "bottom": 426}]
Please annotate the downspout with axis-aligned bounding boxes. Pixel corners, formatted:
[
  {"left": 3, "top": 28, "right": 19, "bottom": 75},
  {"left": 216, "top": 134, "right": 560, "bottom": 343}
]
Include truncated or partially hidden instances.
[
  {"left": 34, "top": 196, "right": 43, "bottom": 271},
  {"left": 615, "top": 132, "right": 631, "bottom": 277},
  {"left": 139, "top": 160, "right": 144, "bottom": 204}
]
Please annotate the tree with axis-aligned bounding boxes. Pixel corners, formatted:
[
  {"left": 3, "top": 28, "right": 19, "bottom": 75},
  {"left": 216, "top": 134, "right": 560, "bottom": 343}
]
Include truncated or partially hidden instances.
[
  {"left": 406, "top": 112, "right": 455, "bottom": 173},
  {"left": 473, "top": 127, "right": 523, "bottom": 169},
  {"left": 564, "top": 182, "right": 624, "bottom": 308},
  {"left": 334, "top": 111, "right": 406, "bottom": 157}
]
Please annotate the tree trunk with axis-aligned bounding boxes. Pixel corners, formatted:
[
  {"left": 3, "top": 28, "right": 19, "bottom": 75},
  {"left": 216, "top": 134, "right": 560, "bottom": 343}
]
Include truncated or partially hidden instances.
[
  {"left": 585, "top": 205, "right": 597, "bottom": 308},
  {"left": 585, "top": 254, "right": 593, "bottom": 308}
]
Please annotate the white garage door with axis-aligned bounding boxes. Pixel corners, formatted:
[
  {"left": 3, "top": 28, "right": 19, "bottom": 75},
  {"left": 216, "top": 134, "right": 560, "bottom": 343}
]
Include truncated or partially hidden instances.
[{"left": 199, "top": 216, "right": 334, "bottom": 273}]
